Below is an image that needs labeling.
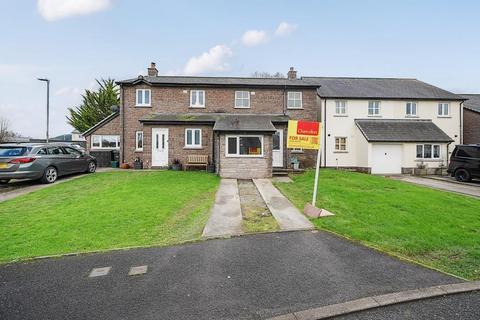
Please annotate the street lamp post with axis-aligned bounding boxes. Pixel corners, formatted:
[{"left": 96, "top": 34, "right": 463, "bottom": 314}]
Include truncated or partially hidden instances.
[{"left": 37, "top": 78, "right": 50, "bottom": 143}]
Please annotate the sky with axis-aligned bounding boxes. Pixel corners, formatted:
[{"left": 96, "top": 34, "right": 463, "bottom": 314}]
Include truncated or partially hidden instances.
[{"left": 1, "top": 0, "right": 480, "bottom": 138}]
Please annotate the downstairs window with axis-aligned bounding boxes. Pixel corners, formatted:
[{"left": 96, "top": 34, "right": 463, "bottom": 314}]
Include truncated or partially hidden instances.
[{"left": 226, "top": 135, "right": 263, "bottom": 157}]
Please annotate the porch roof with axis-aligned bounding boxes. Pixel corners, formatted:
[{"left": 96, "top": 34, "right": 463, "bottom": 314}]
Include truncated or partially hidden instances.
[
  {"left": 355, "top": 119, "right": 454, "bottom": 143},
  {"left": 140, "top": 113, "right": 289, "bottom": 132}
]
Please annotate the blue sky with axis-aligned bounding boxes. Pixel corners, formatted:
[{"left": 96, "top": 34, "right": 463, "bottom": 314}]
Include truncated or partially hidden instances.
[{"left": 1, "top": 0, "right": 479, "bottom": 137}]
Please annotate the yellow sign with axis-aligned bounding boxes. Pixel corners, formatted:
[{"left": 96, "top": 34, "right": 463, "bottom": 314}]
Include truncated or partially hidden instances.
[{"left": 287, "top": 120, "right": 321, "bottom": 150}]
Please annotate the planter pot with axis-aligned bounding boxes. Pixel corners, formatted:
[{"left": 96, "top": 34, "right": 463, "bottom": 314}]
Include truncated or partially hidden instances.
[
  {"left": 120, "top": 163, "right": 130, "bottom": 169},
  {"left": 133, "top": 161, "right": 143, "bottom": 170},
  {"left": 207, "top": 164, "right": 215, "bottom": 173},
  {"left": 172, "top": 164, "right": 182, "bottom": 171},
  {"left": 293, "top": 163, "right": 300, "bottom": 170},
  {"left": 110, "top": 161, "right": 119, "bottom": 168}
]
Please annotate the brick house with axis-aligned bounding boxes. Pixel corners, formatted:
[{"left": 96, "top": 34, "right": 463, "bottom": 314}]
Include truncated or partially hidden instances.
[
  {"left": 461, "top": 94, "right": 480, "bottom": 144},
  {"left": 84, "top": 63, "right": 466, "bottom": 176},
  {"left": 84, "top": 64, "right": 320, "bottom": 178}
]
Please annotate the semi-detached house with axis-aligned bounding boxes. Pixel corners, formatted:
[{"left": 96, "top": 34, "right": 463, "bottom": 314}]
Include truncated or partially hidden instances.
[{"left": 83, "top": 63, "right": 465, "bottom": 177}]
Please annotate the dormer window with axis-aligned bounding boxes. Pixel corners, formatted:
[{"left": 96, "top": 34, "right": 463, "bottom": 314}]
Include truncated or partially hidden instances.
[
  {"left": 136, "top": 89, "right": 151, "bottom": 107},
  {"left": 190, "top": 90, "right": 205, "bottom": 108}
]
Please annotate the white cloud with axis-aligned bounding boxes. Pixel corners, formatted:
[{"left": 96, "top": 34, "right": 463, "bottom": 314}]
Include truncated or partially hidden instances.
[
  {"left": 37, "top": 0, "right": 113, "bottom": 21},
  {"left": 183, "top": 45, "right": 233, "bottom": 75},
  {"left": 275, "top": 22, "right": 297, "bottom": 37},
  {"left": 241, "top": 30, "right": 268, "bottom": 47}
]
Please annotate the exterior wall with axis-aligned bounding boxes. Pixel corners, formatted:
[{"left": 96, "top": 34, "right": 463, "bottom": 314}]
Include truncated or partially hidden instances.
[
  {"left": 463, "top": 108, "right": 480, "bottom": 144},
  {"left": 218, "top": 133, "right": 273, "bottom": 178},
  {"left": 121, "top": 84, "right": 319, "bottom": 171},
  {"left": 85, "top": 115, "right": 121, "bottom": 153},
  {"left": 321, "top": 99, "right": 462, "bottom": 168},
  {"left": 137, "top": 124, "right": 214, "bottom": 168}
]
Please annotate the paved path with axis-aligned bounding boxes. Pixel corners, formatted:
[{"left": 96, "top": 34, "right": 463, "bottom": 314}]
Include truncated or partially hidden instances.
[
  {"left": 391, "top": 175, "right": 480, "bottom": 198},
  {"left": 202, "top": 179, "right": 243, "bottom": 237},
  {"left": 254, "top": 178, "right": 314, "bottom": 230},
  {"left": 0, "top": 168, "right": 113, "bottom": 203},
  {"left": 0, "top": 231, "right": 461, "bottom": 320}
]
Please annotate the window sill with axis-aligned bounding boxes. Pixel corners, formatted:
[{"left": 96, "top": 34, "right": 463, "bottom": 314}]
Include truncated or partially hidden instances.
[
  {"left": 367, "top": 115, "right": 382, "bottom": 118},
  {"left": 234, "top": 106, "right": 251, "bottom": 109},
  {"left": 287, "top": 107, "right": 304, "bottom": 110},
  {"left": 91, "top": 148, "right": 120, "bottom": 151},
  {"left": 333, "top": 151, "right": 348, "bottom": 153},
  {"left": 437, "top": 116, "right": 451, "bottom": 118},
  {"left": 405, "top": 115, "right": 419, "bottom": 118},
  {"left": 135, "top": 149, "right": 143, "bottom": 152},
  {"left": 135, "top": 105, "right": 151, "bottom": 108},
  {"left": 333, "top": 114, "right": 348, "bottom": 117},
  {"left": 415, "top": 159, "right": 443, "bottom": 162},
  {"left": 225, "top": 155, "right": 264, "bottom": 158},
  {"left": 184, "top": 147, "right": 203, "bottom": 150},
  {"left": 189, "top": 106, "right": 205, "bottom": 109}
]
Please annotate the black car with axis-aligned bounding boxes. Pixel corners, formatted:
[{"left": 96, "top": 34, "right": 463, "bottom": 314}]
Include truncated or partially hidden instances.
[{"left": 447, "top": 144, "right": 480, "bottom": 182}]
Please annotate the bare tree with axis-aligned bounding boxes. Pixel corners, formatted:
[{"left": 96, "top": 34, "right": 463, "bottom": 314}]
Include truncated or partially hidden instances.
[
  {"left": 0, "top": 117, "right": 18, "bottom": 143},
  {"left": 251, "top": 71, "right": 285, "bottom": 79}
]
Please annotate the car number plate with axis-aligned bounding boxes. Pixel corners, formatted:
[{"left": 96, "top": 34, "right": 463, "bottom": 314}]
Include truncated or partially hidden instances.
[{"left": 0, "top": 163, "right": 7, "bottom": 169}]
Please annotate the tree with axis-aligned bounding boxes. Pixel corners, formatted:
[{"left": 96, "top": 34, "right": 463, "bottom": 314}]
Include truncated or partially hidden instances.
[
  {"left": 66, "top": 79, "right": 120, "bottom": 133},
  {"left": 0, "top": 117, "right": 18, "bottom": 143},
  {"left": 251, "top": 71, "right": 285, "bottom": 79}
]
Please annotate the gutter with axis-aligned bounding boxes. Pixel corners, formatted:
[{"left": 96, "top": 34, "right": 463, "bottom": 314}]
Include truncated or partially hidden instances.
[{"left": 460, "top": 101, "right": 464, "bottom": 144}]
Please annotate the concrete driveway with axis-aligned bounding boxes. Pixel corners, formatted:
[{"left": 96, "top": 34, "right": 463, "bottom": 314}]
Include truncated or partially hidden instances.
[
  {"left": 0, "top": 231, "right": 462, "bottom": 320},
  {"left": 391, "top": 175, "right": 480, "bottom": 198}
]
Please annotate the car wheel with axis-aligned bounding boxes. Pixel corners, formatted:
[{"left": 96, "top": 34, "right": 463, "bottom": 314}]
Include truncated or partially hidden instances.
[
  {"left": 87, "top": 161, "right": 96, "bottom": 173},
  {"left": 454, "top": 169, "right": 471, "bottom": 182},
  {"left": 41, "top": 166, "right": 58, "bottom": 184},
  {"left": 0, "top": 179, "right": 10, "bottom": 184}
]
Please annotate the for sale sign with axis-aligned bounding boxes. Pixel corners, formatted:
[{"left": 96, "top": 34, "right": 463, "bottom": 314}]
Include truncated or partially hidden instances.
[{"left": 287, "top": 120, "right": 321, "bottom": 150}]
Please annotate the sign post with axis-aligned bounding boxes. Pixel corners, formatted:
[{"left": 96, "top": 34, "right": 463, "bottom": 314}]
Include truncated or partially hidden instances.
[{"left": 287, "top": 120, "right": 322, "bottom": 206}]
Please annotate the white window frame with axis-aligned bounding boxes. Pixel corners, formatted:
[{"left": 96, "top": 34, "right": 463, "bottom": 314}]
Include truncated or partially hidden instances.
[
  {"left": 437, "top": 102, "right": 450, "bottom": 117},
  {"left": 91, "top": 135, "right": 120, "bottom": 150},
  {"left": 135, "top": 131, "right": 143, "bottom": 151},
  {"left": 416, "top": 144, "right": 441, "bottom": 159},
  {"left": 234, "top": 91, "right": 250, "bottom": 108},
  {"left": 405, "top": 101, "right": 418, "bottom": 117},
  {"left": 225, "top": 135, "right": 264, "bottom": 157},
  {"left": 334, "top": 100, "right": 347, "bottom": 116},
  {"left": 185, "top": 128, "right": 202, "bottom": 148},
  {"left": 287, "top": 91, "right": 303, "bottom": 109},
  {"left": 334, "top": 137, "right": 347, "bottom": 152},
  {"left": 135, "top": 89, "right": 151, "bottom": 107},
  {"left": 190, "top": 90, "right": 205, "bottom": 108},
  {"left": 368, "top": 101, "right": 381, "bottom": 116}
]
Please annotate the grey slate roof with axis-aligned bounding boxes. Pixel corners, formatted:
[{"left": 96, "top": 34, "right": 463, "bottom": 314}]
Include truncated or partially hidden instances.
[
  {"left": 117, "top": 75, "right": 318, "bottom": 88},
  {"left": 303, "top": 77, "right": 464, "bottom": 100},
  {"left": 461, "top": 94, "right": 480, "bottom": 113},
  {"left": 82, "top": 112, "right": 119, "bottom": 136},
  {"left": 355, "top": 119, "right": 454, "bottom": 142},
  {"left": 140, "top": 113, "right": 289, "bottom": 131}
]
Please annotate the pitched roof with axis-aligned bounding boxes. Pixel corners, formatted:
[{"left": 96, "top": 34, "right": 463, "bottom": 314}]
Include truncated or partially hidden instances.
[
  {"left": 139, "top": 113, "right": 289, "bottom": 126},
  {"left": 303, "top": 77, "right": 463, "bottom": 100},
  {"left": 355, "top": 119, "right": 454, "bottom": 142},
  {"left": 82, "top": 112, "right": 119, "bottom": 136},
  {"left": 461, "top": 94, "right": 480, "bottom": 113},
  {"left": 117, "top": 75, "right": 319, "bottom": 88}
]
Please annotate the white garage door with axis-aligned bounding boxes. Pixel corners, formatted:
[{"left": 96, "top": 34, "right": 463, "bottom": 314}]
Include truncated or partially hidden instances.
[{"left": 371, "top": 144, "right": 402, "bottom": 174}]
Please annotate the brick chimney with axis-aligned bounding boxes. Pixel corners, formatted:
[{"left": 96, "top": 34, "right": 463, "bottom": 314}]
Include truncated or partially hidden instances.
[
  {"left": 287, "top": 67, "right": 297, "bottom": 80},
  {"left": 147, "top": 62, "right": 158, "bottom": 77}
]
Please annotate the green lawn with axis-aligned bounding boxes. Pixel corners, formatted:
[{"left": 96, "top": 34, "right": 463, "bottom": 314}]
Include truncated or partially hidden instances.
[
  {"left": 275, "top": 169, "right": 480, "bottom": 280},
  {"left": 0, "top": 171, "right": 220, "bottom": 263}
]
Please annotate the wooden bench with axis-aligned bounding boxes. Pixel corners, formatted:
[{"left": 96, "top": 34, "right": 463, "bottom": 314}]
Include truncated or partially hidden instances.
[{"left": 184, "top": 155, "right": 209, "bottom": 171}]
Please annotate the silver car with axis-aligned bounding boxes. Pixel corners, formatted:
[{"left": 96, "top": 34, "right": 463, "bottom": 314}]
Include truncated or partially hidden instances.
[{"left": 0, "top": 143, "right": 97, "bottom": 184}]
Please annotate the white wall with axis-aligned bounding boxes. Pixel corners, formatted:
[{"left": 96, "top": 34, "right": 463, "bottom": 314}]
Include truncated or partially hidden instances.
[{"left": 321, "top": 99, "right": 461, "bottom": 168}]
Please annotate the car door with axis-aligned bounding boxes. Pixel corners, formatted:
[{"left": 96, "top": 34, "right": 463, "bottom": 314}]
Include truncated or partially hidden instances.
[
  {"left": 47, "top": 146, "right": 71, "bottom": 176},
  {"left": 62, "top": 146, "right": 86, "bottom": 173}
]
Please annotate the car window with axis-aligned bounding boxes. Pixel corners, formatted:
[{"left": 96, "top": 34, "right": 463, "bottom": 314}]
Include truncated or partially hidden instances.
[
  {"left": 0, "top": 147, "right": 28, "bottom": 156},
  {"left": 456, "top": 147, "right": 480, "bottom": 158},
  {"left": 37, "top": 148, "right": 47, "bottom": 155},
  {"left": 63, "top": 147, "right": 81, "bottom": 156},
  {"left": 47, "top": 147, "right": 65, "bottom": 155}
]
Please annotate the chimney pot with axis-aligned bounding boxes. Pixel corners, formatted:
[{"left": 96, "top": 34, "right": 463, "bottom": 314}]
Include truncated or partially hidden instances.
[
  {"left": 287, "top": 67, "right": 297, "bottom": 80},
  {"left": 148, "top": 62, "right": 158, "bottom": 77}
]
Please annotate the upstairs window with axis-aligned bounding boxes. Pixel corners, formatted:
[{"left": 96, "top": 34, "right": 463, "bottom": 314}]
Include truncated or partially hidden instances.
[
  {"left": 190, "top": 90, "right": 205, "bottom": 108},
  {"left": 185, "top": 128, "right": 202, "bottom": 148},
  {"left": 406, "top": 102, "right": 417, "bottom": 116},
  {"left": 438, "top": 102, "right": 450, "bottom": 117},
  {"left": 368, "top": 101, "right": 380, "bottom": 116},
  {"left": 235, "top": 91, "right": 250, "bottom": 108},
  {"left": 135, "top": 131, "right": 143, "bottom": 151},
  {"left": 136, "top": 89, "right": 151, "bottom": 107},
  {"left": 287, "top": 92, "right": 303, "bottom": 109},
  {"left": 416, "top": 144, "right": 440, "bottom": 159},
  {"left": 335, "top": 101, "right": 347, "bottom": 115}
]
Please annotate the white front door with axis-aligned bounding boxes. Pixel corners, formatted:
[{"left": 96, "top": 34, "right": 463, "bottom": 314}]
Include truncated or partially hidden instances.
[
  {"left": 272, "top": 129, "right": 283, "bottom": 167},
  {"left": 152, "top": 128, "right": 169, "bottom": 167},
  {"left": 371, "top": 144, "right": 402, "bottom": 174}
]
